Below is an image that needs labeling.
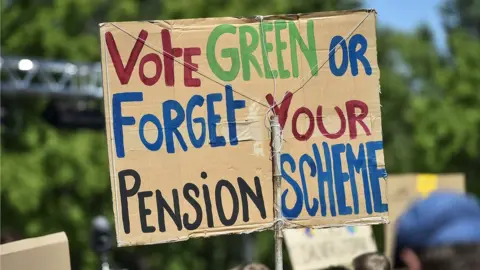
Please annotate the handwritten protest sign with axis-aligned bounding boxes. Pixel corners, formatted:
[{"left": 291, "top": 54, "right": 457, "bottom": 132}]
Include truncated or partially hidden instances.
[
  {"left": 99, "top": 9, "right": 388, "bottom": 246},
  {"left": 284, "top": 226, "right": 377, "bottom": 270},
  {"left": 384, "top": 173, "right": 465, "bottom": 260}
]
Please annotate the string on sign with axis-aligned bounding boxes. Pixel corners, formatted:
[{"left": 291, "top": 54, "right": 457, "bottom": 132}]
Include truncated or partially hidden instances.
[
  {"left": 255, "top": 15, "right": 287, "bottom": 163},
  {"left": 277, "top": 10, "right": 374, "bottom": 107},
  {"left": 109, "top": 22, "right": 270, "bottom": 108}
]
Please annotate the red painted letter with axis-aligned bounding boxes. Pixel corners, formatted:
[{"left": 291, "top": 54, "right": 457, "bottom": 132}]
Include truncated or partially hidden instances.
[
  {"left": 265, "top": 91, "right": 293, "bottom": 129},
  {"left": 105, "top": 30, "right": 148, "bottom": 85},
  {"left": 139, "top": 53, "right": 162, "bottom": 86},
  {"left": 316, "top": 106, "right": 346, "bottom": 139},
  {"left": 184, "top": 47, "right": 201, "bottom": 87},
  {"left": 346, "top": 100, "right": 371, "bottom": 139},
  {"left": 292, "top": 107, "right": 314, "bottom": 141},
  {"left": 161, "top": 29, "right": 182, "bottom": 87}
]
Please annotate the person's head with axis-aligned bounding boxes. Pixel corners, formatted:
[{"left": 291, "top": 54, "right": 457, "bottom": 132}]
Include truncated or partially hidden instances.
[
  {"left": 395, "top": 191, "right": 480, "bottom": 270},
  {"left": 400, "top": 243, "right": 480, "bottom": 270},
  {"left": 352, "top": 252, "right": 391, "bottom": 270}
]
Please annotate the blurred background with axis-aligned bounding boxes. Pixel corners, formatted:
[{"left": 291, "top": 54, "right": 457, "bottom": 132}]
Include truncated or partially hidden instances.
[{"left": 1, "top": 0, "right": 479, "bottom": 269}]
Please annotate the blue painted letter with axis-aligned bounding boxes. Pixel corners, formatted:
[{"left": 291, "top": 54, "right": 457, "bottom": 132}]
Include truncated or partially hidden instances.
[
  {"left": 366, "top": 141, "right": 388, "bottom": 213},
  {"left": 281, "top": 153, "right": 303, "bottom": 219},
  {"left": 163, "top": 100, "right": 188, "bottom": 153},
  {"left": 225, "top": 84, "right": 246, "bottom": 146},
  {"left": 348, "top": 34, "right": 372, "bottom": 76},
  {"left": 207, "top": 93, "right": 226, "bottom": 147},
  {"left": 112, "top": 92, "right": 143, "bottom": 158},
  {"left": 312, "top": 143, "right": 337, "bottom": 216},
  {"left": 139, "top": 114, "right": 163, "bottom": 151},
  {"left": 332, "top": 143, "right": 353, "bottom": 215},
  {"left": 329, "top": 36, "right": 348, "bottom": 76},
  {"left": 299, "top": 154, "right": 319, "bottom": 216},
  {"left": 346, "top": 144, "right": 365, "bottom": 214},
  {"left": 186, "top": 95, "right": 206, "bottom": 148}
]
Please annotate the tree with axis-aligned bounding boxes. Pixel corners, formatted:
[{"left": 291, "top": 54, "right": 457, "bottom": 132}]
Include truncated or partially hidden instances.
[
  {"left": 388, "top": 0, "right": 480, "bottom": 194},
  {"left": 442, "top": 0, "right": 480, "bottom": 36}
]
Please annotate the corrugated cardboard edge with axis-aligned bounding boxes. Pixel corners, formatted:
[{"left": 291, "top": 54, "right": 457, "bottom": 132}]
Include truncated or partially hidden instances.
[
  {"left": 99, "top": 9, "right": 377, "bottom": 27},
  {"left": 117, "top": 222, "right": 273, "bottom": 247},
  {"left": 98, "top": 26, "right": 122, "bottom": 243},
  {"left": 0, "top": 232, "right": 69, "bottom": 255}
]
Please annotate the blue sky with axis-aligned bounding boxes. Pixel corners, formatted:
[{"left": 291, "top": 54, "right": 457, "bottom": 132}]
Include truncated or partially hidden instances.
[{"left": 364, "top": 0, "right": 446, "bottom": 49}]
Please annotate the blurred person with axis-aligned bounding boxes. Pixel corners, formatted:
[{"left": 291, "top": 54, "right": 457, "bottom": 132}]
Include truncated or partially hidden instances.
[
  {"left": 394, "top": 191, "right": 480, "bottom": 270},
  {"left": 352, "top": 252, "right": 391, "bottom": 270}
]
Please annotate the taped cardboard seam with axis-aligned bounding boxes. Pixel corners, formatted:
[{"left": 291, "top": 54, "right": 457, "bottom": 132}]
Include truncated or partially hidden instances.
[{"left": 282, "top": 216, "right": 388, "bottom": 229}]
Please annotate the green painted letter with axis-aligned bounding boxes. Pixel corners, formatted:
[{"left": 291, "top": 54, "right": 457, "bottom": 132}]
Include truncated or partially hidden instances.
[
  {"left": 259, "top": 22, "right": 278, "bottom": 79},
  {"left": 207, "top": 24, "right": 240, "bottom": 81},
  {"left": 289, "top": 20, "right": 318, "bottom": 78},
  {"left": 274, "top": 21, "right": 290, "bottom": 79},
  {"left": 239, "top": 25, "right": 263, "bottom": 81}
]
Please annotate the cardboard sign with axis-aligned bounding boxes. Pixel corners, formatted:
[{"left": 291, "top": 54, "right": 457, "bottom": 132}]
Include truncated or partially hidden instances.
[
  {"left": 0, "top": 232, "right": 71, "bottom": 270},
  {"left": 284, "top": 226, "right": 377, "bottom": 270},
  {"left": 384, "top": 173, "right": 465, "bottom": 260},
  {"left": 99, "top": 9, "right": 387, "bottom": 246}
]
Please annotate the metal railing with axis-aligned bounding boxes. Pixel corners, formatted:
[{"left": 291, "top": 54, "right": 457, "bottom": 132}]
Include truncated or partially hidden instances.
[{"left": 1, "top": 56, "right": 103, "bottom": 98}]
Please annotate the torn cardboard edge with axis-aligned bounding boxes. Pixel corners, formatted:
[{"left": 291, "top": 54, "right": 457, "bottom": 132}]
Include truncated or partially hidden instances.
[
  {"left": 117, "top": 216, "right": 388, "bottom": 247},
  {"left": 99, "top": 9, "right": 376, "bottom": 28},
  {"left": 99, "top": 29, "right": 123, "bottom": 246},
  {"left": 0, "top": 232, "right": 69, "bottom": 255}
]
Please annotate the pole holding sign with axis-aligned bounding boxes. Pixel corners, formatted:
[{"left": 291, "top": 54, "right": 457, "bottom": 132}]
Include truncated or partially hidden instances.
[{"left": 271, "top": 115, "right": 283, "bottom": 270}]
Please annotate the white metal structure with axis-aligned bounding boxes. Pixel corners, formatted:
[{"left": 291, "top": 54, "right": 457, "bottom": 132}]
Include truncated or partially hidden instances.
[{"left": 1, "top": 56, "right": 103, "bottom": 98}]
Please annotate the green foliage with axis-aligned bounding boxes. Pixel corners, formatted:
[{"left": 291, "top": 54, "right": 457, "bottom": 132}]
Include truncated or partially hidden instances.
[
  {"left": 442, "top": 0, "right": 480, "bottom": 36},
  {"left": 1, "top": 0, "right": 360, "bottom": 61}
]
